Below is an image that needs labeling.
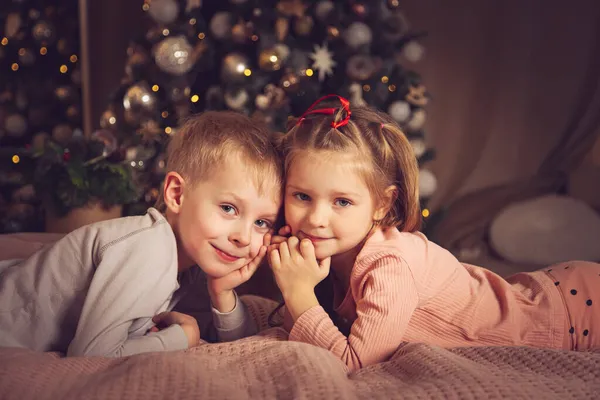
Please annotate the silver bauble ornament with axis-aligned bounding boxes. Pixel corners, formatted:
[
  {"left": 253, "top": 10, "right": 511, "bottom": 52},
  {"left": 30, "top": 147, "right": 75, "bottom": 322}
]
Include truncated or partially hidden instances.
[
  {"left": 123, "top": 83, "right": 158, "bottom": 124},
  {"left": 5, "top": 114, "right": 27, "bottom": 137},
  {"left": 154, "top": 36, "right": 195, "bottom": 76},
  {"left": 148, "top": 0, "right": 179, "bottom": 25}
]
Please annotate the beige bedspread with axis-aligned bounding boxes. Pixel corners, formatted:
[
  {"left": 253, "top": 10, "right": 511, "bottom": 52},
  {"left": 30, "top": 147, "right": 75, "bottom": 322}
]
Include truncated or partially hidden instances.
[{"left": 1, "top": 296, "right": 599, "bottom": 400}]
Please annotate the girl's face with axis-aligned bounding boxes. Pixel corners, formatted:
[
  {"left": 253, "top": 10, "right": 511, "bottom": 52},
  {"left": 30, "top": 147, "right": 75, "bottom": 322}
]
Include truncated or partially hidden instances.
[{"left": 284, "top": 150, "right": 378, "bottom": 261}]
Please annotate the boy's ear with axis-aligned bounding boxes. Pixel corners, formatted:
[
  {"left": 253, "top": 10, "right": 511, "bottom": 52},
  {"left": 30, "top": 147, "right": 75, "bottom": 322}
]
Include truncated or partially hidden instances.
[
  {"left": 373, "top": 185, "right": 397, "bottom": 221},
  {"left": 163, "top": 172, "right": 186, "bottom": 214}
]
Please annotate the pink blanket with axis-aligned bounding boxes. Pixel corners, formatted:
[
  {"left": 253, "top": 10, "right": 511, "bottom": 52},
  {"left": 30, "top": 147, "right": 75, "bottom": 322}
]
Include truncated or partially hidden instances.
[
  {"left": 1, "top": 296, "right": 599, "bottom": 400},
  {"left": 1, "top": 234, "right": 599, "bottom": 399}
]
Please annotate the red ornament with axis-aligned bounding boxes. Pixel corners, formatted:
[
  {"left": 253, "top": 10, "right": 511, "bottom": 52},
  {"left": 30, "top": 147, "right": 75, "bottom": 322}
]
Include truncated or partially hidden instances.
[{"left": 63, "top": 149, "right": 71, "bottom": 162}]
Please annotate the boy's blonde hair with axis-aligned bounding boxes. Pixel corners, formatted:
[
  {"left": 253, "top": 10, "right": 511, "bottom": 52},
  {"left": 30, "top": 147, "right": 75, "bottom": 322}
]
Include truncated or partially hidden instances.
[
  {"left": 277, "top": 103, "right": 422, "bottom": 232},
  {"left": 156, "top": 111, "right": 283, "bottom": 210}
]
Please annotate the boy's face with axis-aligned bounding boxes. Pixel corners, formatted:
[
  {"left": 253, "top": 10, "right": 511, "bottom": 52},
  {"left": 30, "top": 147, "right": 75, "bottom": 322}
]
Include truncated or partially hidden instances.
[{"left": 169, "top": 157, "right": 281, "bottom": 277}]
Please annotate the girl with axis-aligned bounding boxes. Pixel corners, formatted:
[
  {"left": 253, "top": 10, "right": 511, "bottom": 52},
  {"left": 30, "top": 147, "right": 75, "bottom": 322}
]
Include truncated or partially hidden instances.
[{"left": 266, "top": 95, "right": 600, "bottom": 372}]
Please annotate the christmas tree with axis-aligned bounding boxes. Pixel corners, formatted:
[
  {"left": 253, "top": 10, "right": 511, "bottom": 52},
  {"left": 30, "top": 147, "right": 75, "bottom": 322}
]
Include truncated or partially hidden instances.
[
  {"left": 0, "top": 1, "right": 84, "bottom": 232},
  {"left": 0, "top": 1, "right": 139, "bottom": 234},
  {"left": 101, "top": 0, "right": 438, "bottom": 225}
]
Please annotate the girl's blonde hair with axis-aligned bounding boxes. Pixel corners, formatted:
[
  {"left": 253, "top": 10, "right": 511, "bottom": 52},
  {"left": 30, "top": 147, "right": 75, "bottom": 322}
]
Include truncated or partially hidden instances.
[{"left": 276, "top": 100, "right": 421, "bottom": 232}]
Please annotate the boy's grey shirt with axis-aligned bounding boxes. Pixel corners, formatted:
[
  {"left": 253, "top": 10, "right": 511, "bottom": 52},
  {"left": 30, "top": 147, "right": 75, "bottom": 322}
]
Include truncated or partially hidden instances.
[{"left": 0, "top": 208, "right": 257, "bottom": 357}]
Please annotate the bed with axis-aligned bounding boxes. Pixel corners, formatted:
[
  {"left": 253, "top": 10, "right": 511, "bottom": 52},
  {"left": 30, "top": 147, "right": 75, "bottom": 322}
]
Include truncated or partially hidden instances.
[{"left": 1, "top": 233, "right": 599, "bottom": 400}]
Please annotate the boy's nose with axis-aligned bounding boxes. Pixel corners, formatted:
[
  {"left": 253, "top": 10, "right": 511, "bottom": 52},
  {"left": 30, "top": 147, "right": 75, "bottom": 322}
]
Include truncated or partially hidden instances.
[{"left": 230, "top": 224, "right": 252, "bottom": 247}]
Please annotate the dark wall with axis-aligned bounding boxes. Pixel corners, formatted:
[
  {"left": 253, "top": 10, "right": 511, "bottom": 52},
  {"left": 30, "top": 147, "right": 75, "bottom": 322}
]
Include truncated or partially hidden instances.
[{"left": 86, "top": 0, "right": 146, "bottom": 132}]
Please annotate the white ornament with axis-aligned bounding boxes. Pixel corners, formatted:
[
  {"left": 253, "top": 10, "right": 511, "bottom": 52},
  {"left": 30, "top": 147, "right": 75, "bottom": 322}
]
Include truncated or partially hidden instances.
[
  {"left": 348, "top": 83, "right": 366, "bottom": 106},
  {"left": 255, "top": 94, "right": 269, "bottom": 110},
  {"left": 388, "top": 101, "right": 411, "bottom": 123},
  {"left": 410, "top": 138, "right": 427, "bottom": 158},
  {"left": 419, "top": 169, "right": 437, "bottom": 198},
  {"left": 403, "top": 41, "right": 425, "bottom": 62},
  {"left": 5, "top": 114, "right": 27, "bottom": 137},
  {"left": 315, "top": 1, "right": 335, "bottom": 20},
  {"left": 274, "top": 43, "right": 290, "bottom": 61},
  {"left": 210, "top": 12, "right": 233, "bottom": 39},
  {"left": 344, "top": 22, "right": 372, "bottom": 49},
  {"left": 310, "top": 43, "right": 336, "bottom": 82},
  {"left": 408, "top": 109, "right": 426, "bottom": 131},
  {"left": 224, "top": 88, "right": 249, "bottom": 111},
  {"left": 148, "top": 0, "right": 179, "bottom": 25},
  {"left": 154, "top": 36, "right": 194, "bottom": 75},
  {"left": 186, "top": 0, "right": 202, "bottom": 12}
]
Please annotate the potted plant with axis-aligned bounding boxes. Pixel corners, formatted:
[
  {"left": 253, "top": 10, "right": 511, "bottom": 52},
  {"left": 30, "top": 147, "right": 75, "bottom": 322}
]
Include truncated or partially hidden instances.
[{"left": 33, "top": 130, "right": 139, "bottom": 233}]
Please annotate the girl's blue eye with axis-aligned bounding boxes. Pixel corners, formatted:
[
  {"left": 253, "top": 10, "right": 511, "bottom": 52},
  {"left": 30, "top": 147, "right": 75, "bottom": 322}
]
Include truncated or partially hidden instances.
[
  {"left": 221, "top": 205, "right": 236, "bottom": 215},
  {"left": 335, "top": 199, "right": 352, "bottom": 207},
  {"left": 294, "top": 193, "right": 310, "bottom": 201}
]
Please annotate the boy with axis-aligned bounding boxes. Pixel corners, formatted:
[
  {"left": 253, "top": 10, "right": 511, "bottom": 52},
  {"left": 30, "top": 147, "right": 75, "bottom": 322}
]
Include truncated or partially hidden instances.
[{"left": 0, "top": 111, "right": 283, "bottom": 357}]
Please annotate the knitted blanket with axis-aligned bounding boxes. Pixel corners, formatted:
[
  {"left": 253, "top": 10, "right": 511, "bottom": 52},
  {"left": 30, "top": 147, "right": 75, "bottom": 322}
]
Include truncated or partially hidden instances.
[{"left": 1, "top": 296, "right": 599, "bottom": 400}]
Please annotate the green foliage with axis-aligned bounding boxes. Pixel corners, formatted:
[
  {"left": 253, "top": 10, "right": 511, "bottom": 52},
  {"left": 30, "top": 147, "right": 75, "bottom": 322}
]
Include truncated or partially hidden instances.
[{"left": 33, "top": 138, "right": 139, "bottom": 217}]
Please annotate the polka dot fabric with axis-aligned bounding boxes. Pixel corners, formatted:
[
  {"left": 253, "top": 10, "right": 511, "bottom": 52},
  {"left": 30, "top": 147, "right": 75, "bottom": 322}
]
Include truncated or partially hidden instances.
[{"left": 545, "top": 261, "right": 600, "bottom": 350}]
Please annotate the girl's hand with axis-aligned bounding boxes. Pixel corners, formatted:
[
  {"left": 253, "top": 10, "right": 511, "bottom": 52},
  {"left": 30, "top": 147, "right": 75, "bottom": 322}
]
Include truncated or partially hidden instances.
[
  {"left": 266, "top": 225, "right": 291, "bottom": 253},
  {"left": 269, "top": 236, "right": 331, "bottom": 299}
]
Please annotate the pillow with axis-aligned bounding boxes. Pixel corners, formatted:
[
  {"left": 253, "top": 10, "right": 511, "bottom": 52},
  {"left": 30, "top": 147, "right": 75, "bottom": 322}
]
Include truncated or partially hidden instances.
[{"left": 489, "top": 195, "right": 600, "bottom": 265}]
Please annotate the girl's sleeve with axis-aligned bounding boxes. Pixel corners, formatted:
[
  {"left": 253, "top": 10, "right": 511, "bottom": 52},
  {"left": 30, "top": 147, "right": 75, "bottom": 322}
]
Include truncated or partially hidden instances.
[{"left": 288, "top": 254, "right": 418, "bottom": 372}]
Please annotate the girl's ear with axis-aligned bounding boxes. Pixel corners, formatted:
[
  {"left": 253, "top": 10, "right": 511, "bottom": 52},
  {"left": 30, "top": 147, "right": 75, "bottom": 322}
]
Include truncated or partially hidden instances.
[
  {"left": 163, "top": 172, "right": 186, "bottom": 214},
  {"left": 373, "top": 185, "right": 398, "bottom": 221}
]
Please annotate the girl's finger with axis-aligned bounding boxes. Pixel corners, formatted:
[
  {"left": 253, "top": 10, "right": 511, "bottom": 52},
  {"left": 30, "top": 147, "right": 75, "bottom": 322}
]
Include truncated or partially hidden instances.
[
  {"left": 269, "top": 248, "right": 281, "bottom": 269},
  {"left": 279, "top": 241, "right": 291, "bottom": 261},
  {"left": 299, "top": 239, "right": 315, "bottom": 261},
  {"left": 287, "top": 236, "right": 300, "bottom": 256},
  {"left": 319, "top": 256, "right": 331, "bottom": 276}
]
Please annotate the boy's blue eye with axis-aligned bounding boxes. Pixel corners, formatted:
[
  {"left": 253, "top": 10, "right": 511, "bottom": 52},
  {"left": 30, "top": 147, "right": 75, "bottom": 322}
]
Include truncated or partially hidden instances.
[
  {"left": 294, "top": 193, "right": 310, "bottom": 201},
  {"left": 255, "top": 219, "right": 271, "bottom": 229},
  {"left": 335, "top": 199, "right": 352, "bottom": 207},
  {"left": 221, "top": 205, "right": 236, "bottom": 214}
]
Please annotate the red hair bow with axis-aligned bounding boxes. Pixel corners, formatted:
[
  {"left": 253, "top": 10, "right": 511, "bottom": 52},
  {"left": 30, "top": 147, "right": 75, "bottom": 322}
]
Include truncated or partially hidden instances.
[{"left": 296, "top": 94, "right": 352, "bottom": 129}]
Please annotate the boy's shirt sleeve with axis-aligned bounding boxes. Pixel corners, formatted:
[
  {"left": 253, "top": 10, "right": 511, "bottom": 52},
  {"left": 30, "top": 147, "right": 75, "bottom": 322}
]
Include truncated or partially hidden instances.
[
  {"left": 67, "top": 225, "right": 186, "bottom": 357},
  {"left": 211, "top": 290, "right": 258, "bottom": 342}
]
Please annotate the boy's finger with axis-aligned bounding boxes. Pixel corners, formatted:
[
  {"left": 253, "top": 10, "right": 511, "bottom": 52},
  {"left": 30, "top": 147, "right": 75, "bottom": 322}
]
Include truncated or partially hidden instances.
[
  {"left": 263, "top": 233, "right": 272, "bottom": 247},
  {"left": 271, "top": 235, "right": 287, "bottom": 245},
  {"left": 246, "top": 246, "right": 266, "bottom": 274},
  {"left": 278, "top": 225, "right": 291, "bottom": 236}
]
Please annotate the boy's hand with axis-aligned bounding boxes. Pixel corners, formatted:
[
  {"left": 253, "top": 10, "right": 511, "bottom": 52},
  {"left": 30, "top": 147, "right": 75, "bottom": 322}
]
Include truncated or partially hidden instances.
[
  {"left": 150, "top": 311, "right": 200, "bottom": 348},
  {"left": 206, "top": 233, "right": 270, "bottom": 312}
]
